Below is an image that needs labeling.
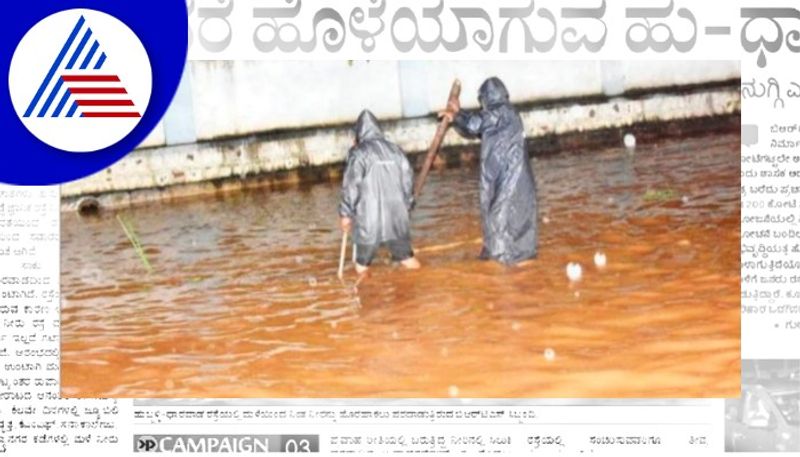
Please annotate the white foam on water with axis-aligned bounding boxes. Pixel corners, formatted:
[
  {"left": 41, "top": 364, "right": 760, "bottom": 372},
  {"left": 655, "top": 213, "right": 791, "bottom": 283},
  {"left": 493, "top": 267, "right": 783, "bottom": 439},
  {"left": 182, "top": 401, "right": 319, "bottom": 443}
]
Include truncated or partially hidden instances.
[{"left": 566, "top": 262, "right": 583, "bottom": 282}]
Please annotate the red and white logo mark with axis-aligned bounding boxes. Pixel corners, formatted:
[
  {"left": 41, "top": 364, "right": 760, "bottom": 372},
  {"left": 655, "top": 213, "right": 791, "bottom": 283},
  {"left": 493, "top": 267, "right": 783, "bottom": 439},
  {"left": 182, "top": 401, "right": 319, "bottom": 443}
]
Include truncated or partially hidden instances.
[{"left": 60, "top": 73, "right": 141, "bottom": 119}]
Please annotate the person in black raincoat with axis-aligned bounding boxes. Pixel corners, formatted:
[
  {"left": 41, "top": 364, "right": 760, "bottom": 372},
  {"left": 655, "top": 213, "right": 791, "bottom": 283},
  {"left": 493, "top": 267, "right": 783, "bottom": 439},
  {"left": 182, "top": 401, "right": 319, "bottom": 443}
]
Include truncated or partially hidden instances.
[
  {"left": 339, "top": 110, "right": 421, "bottom": 274},
  {"left": 441, "top": 77, "right": 538, "bottom": 264}
]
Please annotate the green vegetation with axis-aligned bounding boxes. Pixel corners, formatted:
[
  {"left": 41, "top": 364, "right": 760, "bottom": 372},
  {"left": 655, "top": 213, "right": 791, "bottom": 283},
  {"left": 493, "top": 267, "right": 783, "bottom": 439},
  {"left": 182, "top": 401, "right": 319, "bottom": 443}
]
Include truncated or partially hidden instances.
[
  {"left": 642, "top": 188, "right": 678, "bottom": 203},
  {"left": 116, "top": 214, "right": 154, "bottom": 274}
]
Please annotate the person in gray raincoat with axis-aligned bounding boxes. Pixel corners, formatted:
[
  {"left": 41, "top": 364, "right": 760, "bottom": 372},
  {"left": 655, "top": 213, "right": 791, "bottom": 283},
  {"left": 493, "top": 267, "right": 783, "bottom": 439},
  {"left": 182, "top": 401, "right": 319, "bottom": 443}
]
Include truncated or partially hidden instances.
[
  {"left": 441, "top": 77, "right": 538, "bottom": 264},
  {"left": 339, "top": 110, "right": 421, "bottom": 274}
]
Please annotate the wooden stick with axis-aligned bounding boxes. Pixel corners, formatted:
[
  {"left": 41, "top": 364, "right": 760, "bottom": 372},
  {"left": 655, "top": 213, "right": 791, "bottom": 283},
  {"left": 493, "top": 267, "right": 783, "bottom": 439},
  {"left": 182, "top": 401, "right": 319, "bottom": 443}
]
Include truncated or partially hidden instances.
[
  {"left": 337, "top": 232, "right": 348, "bottom": 280},
  {"left": 416, "top": 237, "right": 482, "bottom": 253},
  {"left": 413, "top": 79, "right": 461, "bottom": 199}
]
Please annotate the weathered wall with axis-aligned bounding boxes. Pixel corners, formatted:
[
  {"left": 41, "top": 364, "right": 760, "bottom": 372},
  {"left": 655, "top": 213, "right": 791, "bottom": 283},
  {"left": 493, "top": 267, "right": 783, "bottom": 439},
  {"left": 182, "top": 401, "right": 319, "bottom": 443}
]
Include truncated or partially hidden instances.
[
  {"left": 138, "top": 60, "right": 740, "bottom": 149},
  {"left": 62, "top": 83, "right": 741, "bottom": 208},
  {"left": 63, "top": 61, "right": 741, "bottom": 209}
]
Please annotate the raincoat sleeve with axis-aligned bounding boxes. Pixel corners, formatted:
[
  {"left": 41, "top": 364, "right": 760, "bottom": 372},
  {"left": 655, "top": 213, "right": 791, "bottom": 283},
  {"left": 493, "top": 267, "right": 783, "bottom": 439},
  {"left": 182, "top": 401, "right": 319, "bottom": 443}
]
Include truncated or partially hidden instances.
[
  {"left": 453, "top": 109, "right": 498, "bottom": 138},
  {"left": 339, "top": 148, "right": 364, "bottom": 218},
  {"left": 400, "top": 150, "right": 415, "bottom": 211}
]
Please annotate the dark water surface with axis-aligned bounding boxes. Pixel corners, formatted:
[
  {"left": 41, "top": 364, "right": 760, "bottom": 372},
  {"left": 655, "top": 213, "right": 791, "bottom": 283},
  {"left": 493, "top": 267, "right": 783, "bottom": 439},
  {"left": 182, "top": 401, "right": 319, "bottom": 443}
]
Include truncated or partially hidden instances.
[{"left": 61, "top": 133, "right": 740, "bottom": 398}]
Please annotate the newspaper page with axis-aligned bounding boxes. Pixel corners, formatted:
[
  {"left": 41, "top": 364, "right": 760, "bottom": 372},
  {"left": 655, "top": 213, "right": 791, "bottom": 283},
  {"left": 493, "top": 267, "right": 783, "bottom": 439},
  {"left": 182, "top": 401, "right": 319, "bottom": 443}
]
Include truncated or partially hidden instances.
[{"left": 0, "top": 0, "right": 798, "bottom": 456}]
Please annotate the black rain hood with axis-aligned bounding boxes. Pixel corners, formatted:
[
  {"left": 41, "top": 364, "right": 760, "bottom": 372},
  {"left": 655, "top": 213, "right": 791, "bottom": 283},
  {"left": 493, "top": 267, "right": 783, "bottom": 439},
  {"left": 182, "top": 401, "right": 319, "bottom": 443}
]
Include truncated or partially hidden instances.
[
  {"left": 340, "top": 110, "right": 415, "bottom": 246},
  {"left": 453, "top": 77, "right": 539, "bottom": 264},
  {"left": 478, "top": 77, "right": 510, "bottom": 109}
]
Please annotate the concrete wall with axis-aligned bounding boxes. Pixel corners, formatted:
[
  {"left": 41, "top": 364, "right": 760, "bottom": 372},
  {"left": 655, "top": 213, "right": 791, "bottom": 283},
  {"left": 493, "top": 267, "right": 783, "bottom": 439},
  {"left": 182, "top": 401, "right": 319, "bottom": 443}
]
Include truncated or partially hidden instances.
[
  {"left": 139, "top": 60, "right": 740, "bottom": 149},
  {"left": 63, "top": 60, "right": 740, "bottom": 207},
  {"left": 63, "top": 84, "right": 741, "bottom": 205}
]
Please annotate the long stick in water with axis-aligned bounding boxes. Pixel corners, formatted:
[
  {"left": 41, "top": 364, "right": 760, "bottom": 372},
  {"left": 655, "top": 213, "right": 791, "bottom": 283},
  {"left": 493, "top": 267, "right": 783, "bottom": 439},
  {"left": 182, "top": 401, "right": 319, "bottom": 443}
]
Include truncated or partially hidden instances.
[
  {"left": 416, "top": 237, "right": 482, "bottom": 253},
  {"left": 338, "top": 231, "right": 348, "bottom": 280},
  {"left": 413, "top": 79, "right": 462, "bottom": 200}
]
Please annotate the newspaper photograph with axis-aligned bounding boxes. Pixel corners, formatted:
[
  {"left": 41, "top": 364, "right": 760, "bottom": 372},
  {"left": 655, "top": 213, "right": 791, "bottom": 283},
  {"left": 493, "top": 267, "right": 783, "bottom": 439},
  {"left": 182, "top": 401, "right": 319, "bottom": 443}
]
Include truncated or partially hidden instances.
[{"left": 59, "top": 59, "right": 741, "bottom": 399}]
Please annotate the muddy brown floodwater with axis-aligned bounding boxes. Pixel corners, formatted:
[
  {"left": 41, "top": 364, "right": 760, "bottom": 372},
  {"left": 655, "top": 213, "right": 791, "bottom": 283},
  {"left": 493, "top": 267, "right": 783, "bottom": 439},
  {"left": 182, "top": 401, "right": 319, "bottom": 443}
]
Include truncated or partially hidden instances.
[{"left": 61, "top": 132, "right": 741, "bottom": 398}]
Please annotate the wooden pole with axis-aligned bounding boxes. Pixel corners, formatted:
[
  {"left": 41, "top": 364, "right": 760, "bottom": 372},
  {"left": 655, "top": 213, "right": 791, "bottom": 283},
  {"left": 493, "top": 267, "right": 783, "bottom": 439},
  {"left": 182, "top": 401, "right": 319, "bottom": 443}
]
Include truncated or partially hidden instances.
[
  {"left": 413, "top": 79, "right": 461, "bottom": 200},
  {"left": 337, "top": 231, "right": 348, "bottom": 280}
]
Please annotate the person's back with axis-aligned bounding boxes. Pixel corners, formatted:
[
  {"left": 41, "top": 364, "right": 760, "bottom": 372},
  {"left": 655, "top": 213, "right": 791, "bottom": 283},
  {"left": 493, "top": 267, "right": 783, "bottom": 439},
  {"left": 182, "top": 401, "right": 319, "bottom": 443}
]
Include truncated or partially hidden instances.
[{"left": 339, "top": 110, "right": 421, "bottom": 274}]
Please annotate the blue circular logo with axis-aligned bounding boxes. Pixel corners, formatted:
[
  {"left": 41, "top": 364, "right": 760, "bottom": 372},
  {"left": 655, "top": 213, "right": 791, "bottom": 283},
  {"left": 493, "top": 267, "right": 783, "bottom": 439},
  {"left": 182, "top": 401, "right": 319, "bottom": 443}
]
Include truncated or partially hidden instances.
[{"left": 1, "top": 0, "right": 188, "bottom": 185}]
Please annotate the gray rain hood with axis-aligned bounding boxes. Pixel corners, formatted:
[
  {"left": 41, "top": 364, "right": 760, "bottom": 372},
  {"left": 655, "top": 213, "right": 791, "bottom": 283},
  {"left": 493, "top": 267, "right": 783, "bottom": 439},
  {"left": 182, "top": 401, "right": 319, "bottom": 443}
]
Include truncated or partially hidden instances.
[{"left": 354, "top": 109, "right": 385, "bottom": 142}]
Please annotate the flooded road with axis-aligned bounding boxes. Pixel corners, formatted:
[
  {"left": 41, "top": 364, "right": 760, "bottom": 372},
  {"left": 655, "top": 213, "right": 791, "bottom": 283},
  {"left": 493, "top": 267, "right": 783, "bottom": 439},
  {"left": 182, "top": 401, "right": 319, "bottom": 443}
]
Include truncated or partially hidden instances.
[{"left": 61, "top": 132, "right": 740, "bottom": 398}]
